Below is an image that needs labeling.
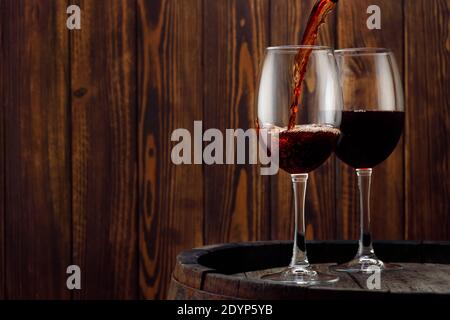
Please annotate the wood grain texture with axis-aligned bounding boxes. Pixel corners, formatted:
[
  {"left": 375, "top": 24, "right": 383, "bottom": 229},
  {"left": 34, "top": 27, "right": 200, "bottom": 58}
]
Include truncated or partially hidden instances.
[
  {"left": 170, "top": 241, "right": 450, "bottom": 300},
  {"left": 269, "top": 0, "right": 337, "bottom": 46},
  {"left": 350, "top": 263, "right": 450, "bottom": 294},
  {"left": 71, "top": 0, "right": 138, "bottom": 299},
  {"left": 0, "top": 0, "right": 449, "bottom": 300},
  {"left": 269, "top": 0, "right": 338, "bottom": 240},
  {"left": 336, "top": 0, "right": 405, "bottom": 240},
  {"left": 0, "top": 0, "right": 5, "bottom": 299},
  {"left": 2, "top": 0, "right": 71, "bottom": 299},
  {"left": 404, "top": 0, "right": 450, "bottom": 240},
  {"left": 138, "top": 0, "right": 204, "bottom": 299},
  {"left": 203, "top": 0, "right": 270, "bottom": 244}
]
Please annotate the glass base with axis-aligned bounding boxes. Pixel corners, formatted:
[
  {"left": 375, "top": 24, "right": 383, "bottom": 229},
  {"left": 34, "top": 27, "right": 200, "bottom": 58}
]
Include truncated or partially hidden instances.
[
  {"left": 333, "top": 254, "right": 403, "bottom": 273},
  {"left": 261, "top": 265, "right": 339, "bottom": 285}
]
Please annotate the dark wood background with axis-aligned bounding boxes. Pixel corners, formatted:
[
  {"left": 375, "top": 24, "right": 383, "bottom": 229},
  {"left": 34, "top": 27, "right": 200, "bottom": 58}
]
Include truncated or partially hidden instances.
[{"left": 0, "top": 0, "right": 448, "bottom": 299}]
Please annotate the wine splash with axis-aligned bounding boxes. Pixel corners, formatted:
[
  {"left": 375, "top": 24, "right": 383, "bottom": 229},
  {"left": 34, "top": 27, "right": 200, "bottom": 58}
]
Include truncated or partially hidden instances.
[{"left": 288, "top": 0, "right": 338, "bottom": 129}]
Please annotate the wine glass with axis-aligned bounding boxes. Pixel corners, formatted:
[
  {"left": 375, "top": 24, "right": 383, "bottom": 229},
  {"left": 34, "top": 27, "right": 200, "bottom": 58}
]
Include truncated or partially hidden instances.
[
  {"left": 333, "top": 48, "right": 404, "bottom": 272},
  {"left": 257, "top": 45, "right": 342, "bottom": 284}
]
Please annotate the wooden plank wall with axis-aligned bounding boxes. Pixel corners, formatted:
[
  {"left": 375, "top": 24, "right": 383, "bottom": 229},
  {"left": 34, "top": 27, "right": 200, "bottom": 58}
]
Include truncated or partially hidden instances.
[
  {"left": 71, "top": 0, "right": 137, "bottom": 299},
  {"left": 202, "top": 0, "right": 270, "bottom": 245},
  {"left": 2, "top": 0, "right": 71, "bottom": 299},
  {"left": 137, "top": 0, "right": 204, "bottom": 299},
  {"left": 0, "top": 0, "right": 448, "bottom": 299},
  {"left": 0, "top": 0, "right": 5, "bottom": 299},
  {"left": 404, "top": 0, "right": 449, "bottom": 239}
]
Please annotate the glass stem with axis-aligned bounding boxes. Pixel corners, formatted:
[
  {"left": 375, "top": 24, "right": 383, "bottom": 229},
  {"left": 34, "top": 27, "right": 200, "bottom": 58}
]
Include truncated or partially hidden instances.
[
  {"left": 356, "top": 168, "right": 375, "bottom": 257},
  {"left": 290, "top": 174, "right": 309, "bottom": 268}
]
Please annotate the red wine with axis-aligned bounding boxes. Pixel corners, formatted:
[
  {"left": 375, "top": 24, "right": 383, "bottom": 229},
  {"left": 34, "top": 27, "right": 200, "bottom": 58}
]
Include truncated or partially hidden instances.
[
  {"left": 288, "top": 0, "right": 338, "bottom": 129},
  {"left": 273, "top": 125, "right": 340, "bottom": 174},
  {"left": 335, "top": 110, "right": 404, "bottom": 168}
]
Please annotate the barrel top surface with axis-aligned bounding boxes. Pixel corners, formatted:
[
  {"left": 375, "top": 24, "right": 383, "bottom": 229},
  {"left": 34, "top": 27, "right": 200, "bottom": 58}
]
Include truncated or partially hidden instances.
[{"left": 170, "top": 241, "right": 450, "bottom": 300}]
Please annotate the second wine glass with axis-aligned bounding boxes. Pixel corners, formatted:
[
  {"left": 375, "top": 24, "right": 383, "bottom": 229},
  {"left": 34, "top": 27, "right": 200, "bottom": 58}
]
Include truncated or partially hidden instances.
[{"left": 334, "top": 48, "right": 405, "bottom": 272}]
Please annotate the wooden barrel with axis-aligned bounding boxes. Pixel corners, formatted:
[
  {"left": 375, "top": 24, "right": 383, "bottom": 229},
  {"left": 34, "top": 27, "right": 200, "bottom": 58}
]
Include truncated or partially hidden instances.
[{"left": 168, "top": 240, "right": 450, "bottom": 300}]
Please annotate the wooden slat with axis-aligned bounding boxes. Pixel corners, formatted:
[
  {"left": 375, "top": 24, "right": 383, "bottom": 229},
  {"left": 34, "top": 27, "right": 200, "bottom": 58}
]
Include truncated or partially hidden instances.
[
  {"left": 269, "top": 0, "right": 338, "bottom": 240},
  {"left": 172, "top": 248, "right": 216, "bottom": 290},
  {"left": 137, "top": 0, "right": 204, "bottom": 299},
  {"left": 203, "top": 0, "right": 270, "bottom": 243},
  {"left": 336, "top": 0, "right": 405, "bottom": 240},
  {"left": 0, "top": 0, "right": 5, "bottom": 299},
  {"left": 0, "top": 86, "right": 3, "bottom": 300},
  {"left": 3, "top": 0, "right": 71, "bottom": 299},
  {"left": 404, "top": 0, "right": 450, "bottom": 240},
  {"left": 71, "top": 0, "right": 138, "bottom": 299},
  {"left": 168, "top": 277, "right": 233, "bottom": 300}
]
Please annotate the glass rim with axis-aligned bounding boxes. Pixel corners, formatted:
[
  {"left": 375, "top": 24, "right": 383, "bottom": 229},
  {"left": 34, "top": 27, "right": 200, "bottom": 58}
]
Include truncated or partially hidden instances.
[
  {"left": 334, "top": 47, "right": 392, "bottom": 55},
  {"left": 266, "top": 45, "right": 332, "bottom": 52}
]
